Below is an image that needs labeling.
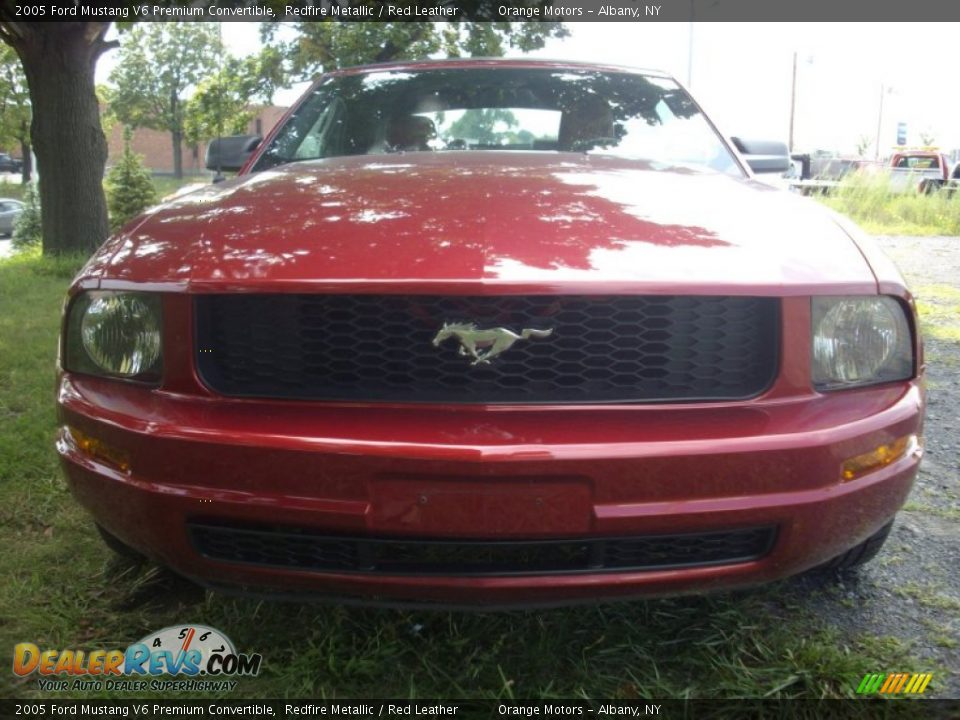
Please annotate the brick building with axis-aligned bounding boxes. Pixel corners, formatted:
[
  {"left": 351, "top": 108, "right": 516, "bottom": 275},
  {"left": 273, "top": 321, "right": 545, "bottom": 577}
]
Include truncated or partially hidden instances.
[{"left": 104, "top": 105, "right": 288, "bottom": 176}]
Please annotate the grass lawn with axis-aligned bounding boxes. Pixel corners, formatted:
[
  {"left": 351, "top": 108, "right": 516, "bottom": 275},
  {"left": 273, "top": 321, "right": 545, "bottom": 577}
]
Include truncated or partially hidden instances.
[
  {"left": 817, "top": 174, "right": 960, "bottom": 236},
  {"left": 0, "top": 250, "right": 923, "bottom": 701},
  {"left": 152, "top": 173, "right": 221, "bottom": 201}
]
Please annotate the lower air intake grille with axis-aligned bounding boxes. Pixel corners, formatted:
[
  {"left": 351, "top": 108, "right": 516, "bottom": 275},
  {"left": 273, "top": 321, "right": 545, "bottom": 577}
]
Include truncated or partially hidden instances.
[{"left": 189, "top": 523, "right": 777, "bottom": 576}]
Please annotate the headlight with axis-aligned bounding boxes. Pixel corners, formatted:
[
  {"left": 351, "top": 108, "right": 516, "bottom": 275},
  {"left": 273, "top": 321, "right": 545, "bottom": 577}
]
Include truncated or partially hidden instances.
[
  {"left": 812, "top": 296, "right": 913, "bottom": 390},
  {"left": 64, "top": 292, "right": 162, "bottom": 380}
]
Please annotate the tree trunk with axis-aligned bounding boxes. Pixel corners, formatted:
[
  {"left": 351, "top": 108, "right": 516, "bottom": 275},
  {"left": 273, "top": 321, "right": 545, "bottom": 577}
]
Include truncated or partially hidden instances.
[
  {"left": 171, "top": 89, "right": 182, "bottom": 179},
  {"left": 19, "top": 118, "right": 31, "bottom": 183},
  {"left": 172, "top": 127, "right": 183, "bottom": 179},
  {"left": 12, "top": 24, "right": 111, "bottom": 255},
  {"left": 19, "top": 138, "right": 31, "bottom": 183}
]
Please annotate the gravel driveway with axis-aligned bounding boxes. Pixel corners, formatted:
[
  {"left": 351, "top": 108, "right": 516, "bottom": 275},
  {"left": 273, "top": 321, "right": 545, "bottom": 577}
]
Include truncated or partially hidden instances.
[{"left": 790, "top": 235, "right": 960, "bottom": 696}]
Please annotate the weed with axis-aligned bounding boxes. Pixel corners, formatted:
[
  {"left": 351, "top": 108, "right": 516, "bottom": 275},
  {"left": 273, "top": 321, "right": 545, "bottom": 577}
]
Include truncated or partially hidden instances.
[
  {"left": 818, "top": 174, "right": 960, "bottom": 236},
  {"left": 894, "top": 582, "right": 960, "bottom": 613}
]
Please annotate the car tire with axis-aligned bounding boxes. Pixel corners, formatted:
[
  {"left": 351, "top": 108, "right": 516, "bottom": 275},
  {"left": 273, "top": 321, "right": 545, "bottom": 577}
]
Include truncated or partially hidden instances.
[
  {"left": 96, "top": 523, "right": 145, "bottom": 562},
  {"left": 817, "top": 520, "right": 894, "bottom": 572}
]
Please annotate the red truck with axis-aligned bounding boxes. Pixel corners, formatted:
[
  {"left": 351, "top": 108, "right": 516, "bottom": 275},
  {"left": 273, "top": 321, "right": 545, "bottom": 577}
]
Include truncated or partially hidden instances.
[{"left": 888, "top": 149, "right": 952, "bottom": 193}]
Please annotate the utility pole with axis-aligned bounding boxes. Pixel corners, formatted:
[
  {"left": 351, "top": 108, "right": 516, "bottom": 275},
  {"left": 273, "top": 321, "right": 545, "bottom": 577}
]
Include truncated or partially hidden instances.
[
  {"left": 874, "top": 83, "right": 886, "bottom": 160},
  {"left": 788, "top": 51, "right": 797, "bottom": 152},
  {"left": 687, "top": 0, "right": 694, "bottom": 87}
]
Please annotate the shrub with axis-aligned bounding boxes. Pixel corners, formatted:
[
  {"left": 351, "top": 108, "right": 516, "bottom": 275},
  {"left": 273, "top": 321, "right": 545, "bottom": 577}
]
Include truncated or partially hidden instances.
[
  {"left": 11, "top": 183, "right": 41, "bottom": 250},
  {"left": 106, "top": 129, "right": 157, "bottom": 232}
]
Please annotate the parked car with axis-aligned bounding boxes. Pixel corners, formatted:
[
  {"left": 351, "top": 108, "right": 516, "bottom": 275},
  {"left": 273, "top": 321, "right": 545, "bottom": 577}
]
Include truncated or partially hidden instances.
[
  {"left": 58, "top": 60, "right": 924, "bottom": 607},
  {"left": 0, "top": 198, "right": 24, "bottom": 236},
  {"left": 817, "top": 157, "right": 879, "bottom": 181},
  {"left": 783, "top": 155, "right": 882, "bottom": 195},
  {"left": 0, "top": 152, "right": 23, "bottom": 174}
]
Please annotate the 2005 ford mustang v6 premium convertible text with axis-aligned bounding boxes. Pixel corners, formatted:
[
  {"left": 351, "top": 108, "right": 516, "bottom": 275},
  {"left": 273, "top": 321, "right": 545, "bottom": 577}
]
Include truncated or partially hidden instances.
[{"left": 58, "top": 59, "right": 924, "bottom": 607}]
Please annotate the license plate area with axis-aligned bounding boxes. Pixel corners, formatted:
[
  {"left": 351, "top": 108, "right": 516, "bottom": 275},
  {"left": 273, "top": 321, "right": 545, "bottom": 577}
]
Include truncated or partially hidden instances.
[{"left": 368, "top": 476, "right": 592, "bottom": 537}]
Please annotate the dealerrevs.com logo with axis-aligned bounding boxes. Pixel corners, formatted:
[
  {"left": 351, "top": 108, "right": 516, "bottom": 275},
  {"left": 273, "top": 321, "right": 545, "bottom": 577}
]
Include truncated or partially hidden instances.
[{"left": 13, "top": 625, "right": 262, "bottom": 692}]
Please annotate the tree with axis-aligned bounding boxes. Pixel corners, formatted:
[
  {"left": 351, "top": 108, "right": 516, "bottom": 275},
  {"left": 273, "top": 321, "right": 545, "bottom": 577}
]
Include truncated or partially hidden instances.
[
  {"left": 919, "top": 129, "right": 936, "bottom": 146},
  {"left": 108, "top": 23, "right": 220, "bottom": 178},
  {"left": 0, "top": 21, "right": 115, "bottom": 255},
  {"left": 106, "top": 129, "right": 156, "bottom": 232},
  {"left": 855, "top": 134, "right": 872, "bottom": 158},
  {"left": 184, "top": 49, "right": 285, "bottom": 146},
  {"left": 0, "top": 43, "right": 31, "bottom": 182},
  {"left": 0, "top": 16, "right": 568, "bottom": 258},
  {"left": 266, "top": 21, "right": 568, "bottom": 79},
  {"left": 448, "top": 109, "right": 518, "bottom": 144},
  {"left": 184, "top": 59, "right": 255, "bottom": 146}
]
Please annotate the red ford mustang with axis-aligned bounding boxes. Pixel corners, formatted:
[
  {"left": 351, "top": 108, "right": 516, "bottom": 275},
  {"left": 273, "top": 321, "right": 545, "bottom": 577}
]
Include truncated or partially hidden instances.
[{"left": 57, "top": 60, "right": 924, "bottom": 607}]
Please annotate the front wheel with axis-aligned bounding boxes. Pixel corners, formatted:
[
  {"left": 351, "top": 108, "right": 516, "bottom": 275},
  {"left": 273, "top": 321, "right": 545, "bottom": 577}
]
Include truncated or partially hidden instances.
[
  {"left": 816, "top": 520, "right": 894, "bottom": 572},
  {"left": 96, "top": 523, "right": 145, "bottom": 563}
]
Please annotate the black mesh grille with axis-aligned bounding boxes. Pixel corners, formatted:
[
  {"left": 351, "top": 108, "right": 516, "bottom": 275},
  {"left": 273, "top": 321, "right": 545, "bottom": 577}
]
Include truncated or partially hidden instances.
[
  {"left": 195, "top": 295, "right": 779, "bottom": 403},
  {"left": 189, "top": 523, "right": 776, "bottom": 576}
]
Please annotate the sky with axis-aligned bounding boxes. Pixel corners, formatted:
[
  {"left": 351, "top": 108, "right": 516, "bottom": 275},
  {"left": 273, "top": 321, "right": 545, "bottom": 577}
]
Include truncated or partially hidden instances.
[
  {"left": 525, "top": 22, "right": 960, "bottom": 155},
  {"left": 97, "top": 22, "right": 960, "bottom": 156}
]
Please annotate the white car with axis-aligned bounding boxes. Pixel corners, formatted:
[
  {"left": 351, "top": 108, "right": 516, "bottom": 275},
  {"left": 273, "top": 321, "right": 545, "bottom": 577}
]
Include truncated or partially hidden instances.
[{"left": 0, "top": 198, "right": 24, "bottom": 236}]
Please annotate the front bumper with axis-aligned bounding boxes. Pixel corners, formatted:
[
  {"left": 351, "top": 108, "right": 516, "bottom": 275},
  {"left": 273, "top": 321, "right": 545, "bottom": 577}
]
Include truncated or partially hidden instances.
[{"left": 58, "top": 373, "right": 923, "bottom": 606}]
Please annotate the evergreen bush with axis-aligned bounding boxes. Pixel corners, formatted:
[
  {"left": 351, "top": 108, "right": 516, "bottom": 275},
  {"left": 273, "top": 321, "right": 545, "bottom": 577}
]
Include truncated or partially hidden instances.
[{"left": 106, "top": 129, "right": 157, "bottom": 232}]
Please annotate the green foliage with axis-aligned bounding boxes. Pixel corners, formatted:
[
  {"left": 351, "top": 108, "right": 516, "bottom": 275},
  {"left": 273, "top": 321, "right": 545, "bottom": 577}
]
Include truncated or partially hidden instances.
[
  {"left": 96, "top": 82, "right": 119, "bottom": 137},
  {"left": 448, "top": 109, "right": 518, "bottom": 144},
  {"left": 107, "top": 24, "right": 222, "bottom": 177},
  {"left": 108, "top": 24, "right": 220, "bottom": 134},
  {"left": 183, "top": 51, "right": 282, "bottom": 145},
  {"left": 0, "top": 43, "right": 31, "bottom": 173},
  {"left": 105, "top": 132, "right": 157, "bottom": 232},
  {"left": 267, "top": 21, "right": 569, "bottom": 80},
  {"left": 11, "top": 182, "right": 40, "bottom": 249},
  {"left": 819, "top": 172, "right": 960, "bottom": 235}
]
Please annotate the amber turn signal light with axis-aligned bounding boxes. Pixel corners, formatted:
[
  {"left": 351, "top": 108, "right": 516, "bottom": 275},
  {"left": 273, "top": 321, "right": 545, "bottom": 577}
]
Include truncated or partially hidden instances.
[
  {"left": 841, "top": 435, "right": 916, "bottom": 481},
  {"left": 67, "top": 426, "right": 131, "bottom": 473}
]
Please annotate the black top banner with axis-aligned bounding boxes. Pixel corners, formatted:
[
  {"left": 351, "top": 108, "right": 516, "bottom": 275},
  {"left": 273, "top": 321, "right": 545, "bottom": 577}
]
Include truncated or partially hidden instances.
[{"left": 7, "top": 0, "right": 960, "bottom": 22}]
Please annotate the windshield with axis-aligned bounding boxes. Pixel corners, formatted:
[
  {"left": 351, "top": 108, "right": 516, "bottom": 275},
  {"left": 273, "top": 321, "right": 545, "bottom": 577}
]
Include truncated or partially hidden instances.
[{"left": 252, "top": 67, "right": 742, "bottom": 176}]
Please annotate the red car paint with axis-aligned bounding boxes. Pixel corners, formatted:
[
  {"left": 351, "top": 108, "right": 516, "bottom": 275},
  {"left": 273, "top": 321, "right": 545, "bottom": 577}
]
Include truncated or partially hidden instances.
[{"left": 58, "top": 60, "right": 924, "bottom": 606}]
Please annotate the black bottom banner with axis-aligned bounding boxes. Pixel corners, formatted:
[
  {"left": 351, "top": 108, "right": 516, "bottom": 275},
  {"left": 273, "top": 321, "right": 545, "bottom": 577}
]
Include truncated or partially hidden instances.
[{"left": 2, "top": 700, "right": 959, "bottom": 720}]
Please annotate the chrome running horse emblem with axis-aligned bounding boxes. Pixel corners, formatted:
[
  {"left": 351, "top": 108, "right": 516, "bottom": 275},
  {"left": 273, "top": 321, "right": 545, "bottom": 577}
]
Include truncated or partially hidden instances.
[{"left": 431, "top": 322, "right": 554, "bottom": 366}]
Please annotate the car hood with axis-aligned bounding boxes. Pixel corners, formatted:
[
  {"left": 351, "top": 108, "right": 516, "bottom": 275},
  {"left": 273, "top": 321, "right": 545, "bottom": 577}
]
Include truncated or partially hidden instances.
[{"left": 93, "top": 153, "right": 878, "bottom": 295}]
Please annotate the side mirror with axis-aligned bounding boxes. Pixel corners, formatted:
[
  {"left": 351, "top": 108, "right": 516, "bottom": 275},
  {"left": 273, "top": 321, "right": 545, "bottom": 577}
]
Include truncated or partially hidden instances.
[
  {"left": 205, "top": 135, "right": 262, "bottom": 175},
  {"left": 731, "top": 137, "right": 791, "bottom": 174}
]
